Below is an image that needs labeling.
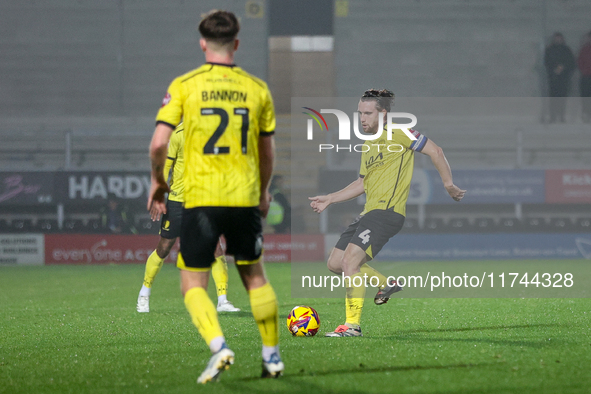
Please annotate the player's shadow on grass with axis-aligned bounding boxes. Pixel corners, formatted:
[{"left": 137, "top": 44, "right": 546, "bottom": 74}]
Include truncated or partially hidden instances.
[
  {"left": 386, "top": 336, "right": 551, "bottom": 348},
  {"left": 132, "top": 312, "right": 254, "bottom": 320},
  {"left": 237, "top": 361, "right": 490, "bottom": 382},
  {"left": 140, "top": 310, "right": 254, "bottom": 318},
  {"left": 392, "top": 323, "right": 560, "bottom": 335},
  {"left": 217, "top": 311, "right": 255, "bottom": 318},
  {"left": 380, "top": 323, "right": 562, "bottom": 348}
]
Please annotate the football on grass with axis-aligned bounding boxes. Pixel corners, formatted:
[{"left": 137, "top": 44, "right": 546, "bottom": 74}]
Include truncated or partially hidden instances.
[{"left": 286, "top": 306, "right": 320, "bottom": 337}]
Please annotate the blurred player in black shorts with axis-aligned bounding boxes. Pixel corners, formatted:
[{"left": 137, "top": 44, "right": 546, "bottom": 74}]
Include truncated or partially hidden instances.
[{"left": 137, "top": 123, "right": 239, "bottom": 313}]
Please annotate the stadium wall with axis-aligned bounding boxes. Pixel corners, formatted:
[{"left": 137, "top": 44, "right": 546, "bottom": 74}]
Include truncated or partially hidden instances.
[
  {"left": 2, "top": 169, "right": 591, "bottom": 234},
  {"left": 2, "top": 232, "right": 589, "bottom": 266},
  {"left": 375, "top": 233, "right": 591, "bottom": 261},
  {"left": 3, "top": 1, "right": 591, "bottom": 120},
  {"left": 0, "top": 0, "right": 268, "bottom": 117},
  {"left": 0, "top": 234, "right": 324, "bottom": 265},
  {"left": 334, "top": 0, "right": 591, "bottom": 97}
]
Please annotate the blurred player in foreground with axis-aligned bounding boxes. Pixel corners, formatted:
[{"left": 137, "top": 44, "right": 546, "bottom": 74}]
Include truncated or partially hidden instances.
[
  {"left": 310, "top": 89, "right": 466, "bottom": 337},
  {"left": 137, "top": 123, "right": 239, "bottom": 313},
  {"left": 148, "top": 10, "right": 282, "bottom": 383}
]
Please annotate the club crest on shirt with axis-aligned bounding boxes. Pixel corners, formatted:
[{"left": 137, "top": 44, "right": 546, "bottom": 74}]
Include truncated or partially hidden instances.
[{"left": 161, "top": 92, "right": 171, "bottom": 107}]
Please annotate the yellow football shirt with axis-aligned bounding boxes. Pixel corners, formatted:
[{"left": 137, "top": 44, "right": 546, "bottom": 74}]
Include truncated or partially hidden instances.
[
  {"left": 156, "top": 63, "right": 276, "bottom": 208},
  {"left": 359, "top": 128, "right": 428, "bottom": 217},
  {"left": 163, "top": 123, "right": 185, "bottom": 203}
]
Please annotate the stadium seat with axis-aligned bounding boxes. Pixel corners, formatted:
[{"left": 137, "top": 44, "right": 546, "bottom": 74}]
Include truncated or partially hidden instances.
[
  {"left": 401, "top": 217, "right": 419, "bottom": 233},
  {"left": 473, "top": 218, "right": 495, "bottom": 233},
  {"left": 85, "top": 219, "right": 102, "bottom": 233},
  {"left": 498, "top": 218, "right": 523, "bottom": 233},
  {"left": 38, "top": 219, "right": 58, "bottom": 233},
  {"left": 423, "top": 218, "right": 445, "bottom": 233},
  {"left": 63, "top": 219, "right": 84, "bottom": 233},
  {"left": 524, "top": 217, "right": 549, "bottom": 232},
  {"left": 577, "top": 218, "right": 591, "bottom": 231},
  {"left": 138, "top": 218, "right": 158, "bottom": 234},
  {"left": 63, "top": 220, "right": 74, "bottom": 231},
  {"left": 11, "top": 219, "right": 33, "bottom": 233},
  {"left": 550, "top": 218, "right": 575, "bottom": 232},
  {"left": 449, "top": 218, "right": 470, "bottom": 233}
]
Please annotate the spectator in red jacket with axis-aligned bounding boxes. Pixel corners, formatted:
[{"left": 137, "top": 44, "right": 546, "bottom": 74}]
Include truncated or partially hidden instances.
[{"left": 578, "top": 31, "right": 591, "bottom": 123}]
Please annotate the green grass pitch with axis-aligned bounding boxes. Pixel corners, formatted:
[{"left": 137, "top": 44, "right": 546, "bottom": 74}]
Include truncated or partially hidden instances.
[{"left": 1, "top": 262, "right": 590, "bottom": 393}]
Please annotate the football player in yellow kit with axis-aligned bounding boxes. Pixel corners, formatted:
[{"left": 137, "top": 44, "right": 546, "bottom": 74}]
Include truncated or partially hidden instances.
[
  {"left": 148, "top": 10, "right": 282, "bottom": 383},
  {"left": 310, "top": 89, "right": 466, "bottom": 337}
]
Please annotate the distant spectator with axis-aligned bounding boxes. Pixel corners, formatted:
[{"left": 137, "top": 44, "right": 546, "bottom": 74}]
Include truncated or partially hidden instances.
[
  {"left": 544, "top": 32, "right": 576, "bottom": 123},
  {"left": 100, "top": 194, "right": 137, "bottom": 234},
  {"left": 578, "top": 30, "right": 591, "bottom": 123},
  {"left": 266, "top": 175, "right": 291, "bottom": 233}
]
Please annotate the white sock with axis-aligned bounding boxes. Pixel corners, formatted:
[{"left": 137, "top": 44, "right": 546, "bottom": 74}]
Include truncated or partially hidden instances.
[
  {"left": 139, "top": 285, "right": 151, "bottom": 297},
  {"left": 209, "top": 336, "right": 226, "bottom": 354},
  {"left": 262, "top": 345, "right": 279, "bottom": 361},
  {"left": 217, "top": 294, "right": 227, "bottom": 306}
]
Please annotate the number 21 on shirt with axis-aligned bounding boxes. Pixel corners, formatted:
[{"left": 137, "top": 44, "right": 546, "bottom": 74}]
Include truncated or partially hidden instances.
[{"left": 201, "top": 107, "right": 249, "bottom": 155}]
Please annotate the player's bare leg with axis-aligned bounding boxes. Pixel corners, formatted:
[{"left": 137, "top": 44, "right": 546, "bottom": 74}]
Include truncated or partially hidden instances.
[
  {"left": 327, "top": 247, "right": 345, "bottom": 274},
  {"left": 326, "top": 244, "right": 367, "bottom": 337},
  {"left": 181, "top": 268, "right": 234, "bottom": 384},
  {"left": 137, "top": 237, "right": 177, "bottom": 312},
  {"left": 236, "top": 260, "right": 283, "bottom": 378},
  {"left": 328, "top": 243, "right": 401, "bottom": 337},
  {"left": 327, "top": 245, "right": 396, "bottom": 305},
  {"left": 212, "top": 237, "right": 240, "bottom": 312},
  {"left": 344, "top": 243, "right": 401, "bottom": 304}
]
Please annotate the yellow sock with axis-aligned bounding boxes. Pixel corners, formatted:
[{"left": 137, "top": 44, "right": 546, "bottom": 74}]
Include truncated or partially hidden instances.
[
  {"left": 360, "top": 263, "right": 387, "bottom": 289},
  {"left": 249, "top": 282, "right": 279, "bottom": 347},
  {"left": 345, "top": 272, "right": 366, "bottom": 327},
  {"left": 211, "top": 255, "right": 229, "bottom": 297},
  {"left": 184, "top": 287, "right": 224, "bottom": 346},
  {"left": 143, "top": 250, "right": 164, "bottom": 288}
]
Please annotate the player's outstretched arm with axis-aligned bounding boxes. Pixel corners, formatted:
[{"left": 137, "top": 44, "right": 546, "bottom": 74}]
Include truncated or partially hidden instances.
[
  {"left": 309, "top": 177, "right": 365, "bottom": 213},
  {"left": 258, "top": 134, "right": 275, "bottom": 219},
  {"left": 420, "top": 139, "right": 466, "bottom": 202},
  {"left": 148, "top": 123, "right": 174, "bottom": 220}
]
